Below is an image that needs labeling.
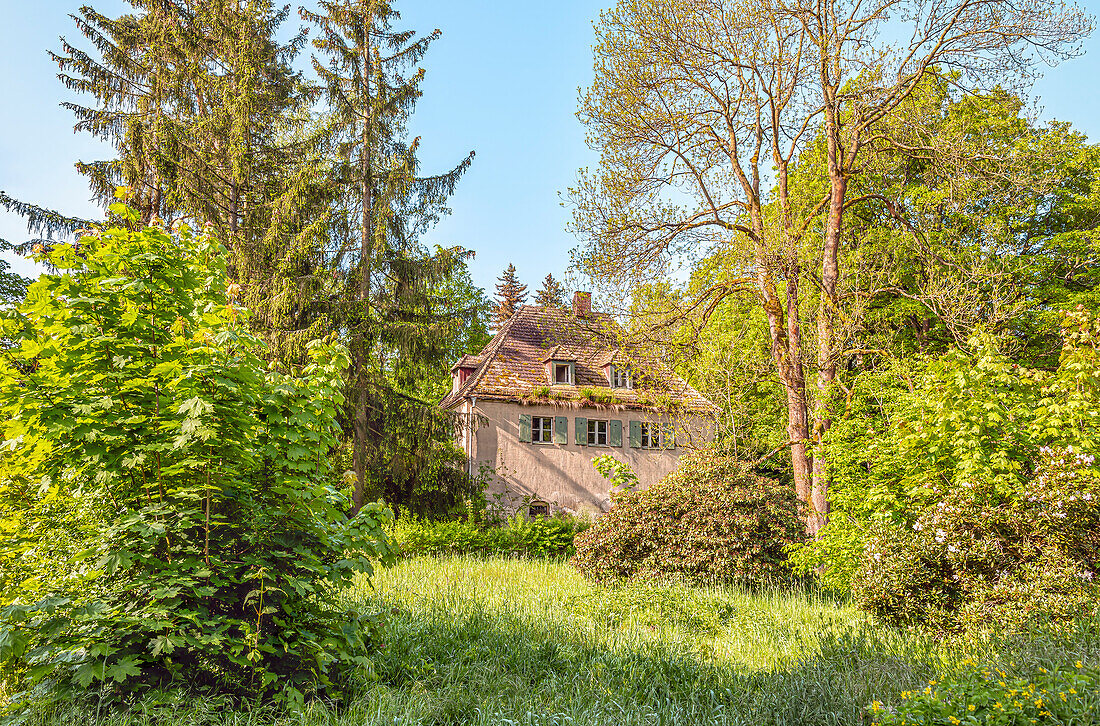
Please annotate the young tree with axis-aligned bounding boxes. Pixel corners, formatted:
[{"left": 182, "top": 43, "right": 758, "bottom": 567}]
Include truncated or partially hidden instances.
[
  {"left": 535, "top": 273, "right": 566, "bottom": 307},
  {"left": 493, "top": 263, "right": 528, "bottom": 327},
  {"left": 572, "top": 0, "right": 1091, "bottom": 534},
  {"left": 302, "top": 0, "right": 473, "bottom": 513},
  {"left": 0, "top": 212, "right": 395, "bottom": 711}
]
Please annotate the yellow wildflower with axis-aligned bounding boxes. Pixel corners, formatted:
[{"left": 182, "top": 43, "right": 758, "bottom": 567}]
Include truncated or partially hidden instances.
[
  {"left": 1077, "top": 661, "right": 1084, "bottom": 668},
  {"left": 968, "top": 704, "right": 976, "bottom": 712}
]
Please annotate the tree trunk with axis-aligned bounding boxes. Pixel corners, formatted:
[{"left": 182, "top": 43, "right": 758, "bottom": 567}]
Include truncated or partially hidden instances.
[{"left": 350, "top": 14, "right": 374, "bottom": 517}]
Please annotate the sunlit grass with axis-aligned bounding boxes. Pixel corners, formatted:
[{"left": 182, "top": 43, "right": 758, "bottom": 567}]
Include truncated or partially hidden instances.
[{"left": 22, "top": 556, "right": 1100, "bottom": 726}]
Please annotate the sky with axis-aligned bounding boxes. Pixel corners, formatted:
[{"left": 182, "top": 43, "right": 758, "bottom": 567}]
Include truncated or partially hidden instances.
[{"left": 3, "top": 0, "right": 1100, "bottom": 296}]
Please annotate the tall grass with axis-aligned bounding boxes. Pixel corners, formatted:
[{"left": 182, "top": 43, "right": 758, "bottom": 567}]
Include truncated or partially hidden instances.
[{"left": 19, "top": 556, "right": 1100, "bottom": 726}]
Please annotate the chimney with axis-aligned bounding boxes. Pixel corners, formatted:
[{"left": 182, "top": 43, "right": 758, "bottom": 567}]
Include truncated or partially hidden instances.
[{"left": 572, "top": 291, "right": 592, "bottom": 318}]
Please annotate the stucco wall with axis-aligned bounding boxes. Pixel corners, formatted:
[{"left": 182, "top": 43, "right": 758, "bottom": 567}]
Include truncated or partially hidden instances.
[{"left": 457, "top": 399, "right": 713, "bottom": 517}]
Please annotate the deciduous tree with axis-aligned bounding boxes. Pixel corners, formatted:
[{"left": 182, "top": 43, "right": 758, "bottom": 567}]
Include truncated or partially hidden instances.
[{"left": 572, "top": 0, "right": 1091, "bottom": 533}]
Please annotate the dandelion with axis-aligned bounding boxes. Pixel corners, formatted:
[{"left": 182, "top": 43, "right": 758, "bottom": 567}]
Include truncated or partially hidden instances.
[
  {"left": 1076, "top": 661, "right": 1084, "bottom": 668},
  {"left": 967, "top": 704, "right": 976, "bottom": 712}
]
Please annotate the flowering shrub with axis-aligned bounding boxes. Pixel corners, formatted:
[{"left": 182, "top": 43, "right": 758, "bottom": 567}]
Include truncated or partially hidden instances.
[
  {"left": 571, "top": 450, "right": 804, "bottom": 585},
  {"left": 853, "top": 447, "right": 1100, "bottom": 630},
  {"left": 870, "top": 661, "right": 1100, "bottom": 725}
]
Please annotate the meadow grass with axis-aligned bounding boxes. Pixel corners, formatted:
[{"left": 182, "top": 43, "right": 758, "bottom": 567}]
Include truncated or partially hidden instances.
[{"left": 20, "top": 556, "right": 1100, "bottom": 726}]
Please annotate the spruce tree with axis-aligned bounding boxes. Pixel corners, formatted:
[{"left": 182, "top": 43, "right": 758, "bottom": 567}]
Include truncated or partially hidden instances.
[
  {"left": 493, "top": 263, "right": 528, "bottom": 327},
  {"left": 47, "top": 0, "right": 330, "bottom": 362},
  {"left": 535, "top": 273, "right": 565, "bottom": 307},
  {"left": 302, "top": 0, "right": 474, "bottom": 514}
]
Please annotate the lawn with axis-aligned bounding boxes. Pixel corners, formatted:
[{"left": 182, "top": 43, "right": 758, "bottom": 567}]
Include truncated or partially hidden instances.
[{"left": 23, "top": 556, "right": 1100, "bottom": 725}]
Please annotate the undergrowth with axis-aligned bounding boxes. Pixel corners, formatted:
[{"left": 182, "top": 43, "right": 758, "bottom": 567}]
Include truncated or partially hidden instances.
[{"left": 10, "top": 557, "right": 1100, "bottom": 726}]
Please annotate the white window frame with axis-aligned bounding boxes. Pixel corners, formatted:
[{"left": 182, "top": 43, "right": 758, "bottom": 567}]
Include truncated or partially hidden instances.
[
  {"left": 639, "top": 422, "right": 664, "bottom": 449},
  {"left": 610, "top": 365, "right": 633, "bottom": 389},
  {"left": 531, "top": 416, "right": 553, "bottom": 444},
  {"left": 587, "top": 419, "right": 609, "bottom": 446},
  {"left": 552, "top": 362, "right": 573, "bottom": 385}
]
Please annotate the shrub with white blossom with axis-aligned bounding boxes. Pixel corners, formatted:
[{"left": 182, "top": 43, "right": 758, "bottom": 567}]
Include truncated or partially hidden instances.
[{"left": 852, "top": 446, "right": 1100, "bottom": 631}]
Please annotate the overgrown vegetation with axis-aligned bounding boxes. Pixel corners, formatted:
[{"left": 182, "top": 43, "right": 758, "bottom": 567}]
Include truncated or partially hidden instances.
[
  {"left": 16, "top": 557, "right": 1100, "bottom": 726},
  {"left": 573, "top": 450, "right": 804, "bottom": 585},
  {"left": 0, "top": 215, "right": 395, "bottom": 712},
  {"left": 389, "top": 514, "right": 586, "bottom": 559}
]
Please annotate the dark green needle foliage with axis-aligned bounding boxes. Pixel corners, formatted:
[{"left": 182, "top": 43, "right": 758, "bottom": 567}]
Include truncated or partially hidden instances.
[{"left": 301, "top": 0, "right": 477, "bottom": 515}]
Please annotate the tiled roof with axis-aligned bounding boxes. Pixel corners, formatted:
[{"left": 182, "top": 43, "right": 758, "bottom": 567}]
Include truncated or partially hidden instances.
[{"left": 440, "top": 305, "right": 716, "bottom": 413}]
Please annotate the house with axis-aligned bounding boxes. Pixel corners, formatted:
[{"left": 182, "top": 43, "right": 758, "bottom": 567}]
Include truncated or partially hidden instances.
[{"left": 440, "top": 292, "right": 717, "bottom": 517}]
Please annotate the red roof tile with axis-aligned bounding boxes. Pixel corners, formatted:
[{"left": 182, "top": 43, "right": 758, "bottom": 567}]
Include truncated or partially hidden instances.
[{"left": 440, "top": 305, "right": 716, "bottom": 413}]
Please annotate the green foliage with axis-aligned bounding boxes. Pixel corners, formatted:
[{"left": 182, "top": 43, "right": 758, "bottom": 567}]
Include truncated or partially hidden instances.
[
  {"left": 796, "top": 308, "right": 1100, "bottom": 595},
  {"left": 871, "top": 662, "right": 1100, "bottom": 725},
  {"left": 0, "top": 218, "right": 396, "bottom": 713},
  {"left": 591, "top": 454, "right": 640, "bottom": 492},
  {"left": 572, "top": 450, "right": 804, "bottom": 585},
  {"left": 389, "top": 515, "right": 586, "bottom": 559},
  {"left": 0, "top": 241, "right": 30, "bottom": 306},
  {"left": 852, "top": 446, "right": 1100, "bottom": 631},
  {"left": 577, "top": 386, "right": 615, "bottom": 404}
]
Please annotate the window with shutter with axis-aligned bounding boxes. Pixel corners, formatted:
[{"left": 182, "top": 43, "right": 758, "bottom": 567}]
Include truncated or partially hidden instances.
[
  {"left": 531, "top": 416, "right": 554, "bottom": 443},
  {"left": 575, "top": 417, "right": 587, "bottom": 446},
  {"left": 628, "top": 420, "right": 641, "bottom": 448},
  {"left": 519, "top": 414, "right": 532, "bottom": 443},
  {"left": 587, "top": 419, "right": 608, "bottom": 446}
]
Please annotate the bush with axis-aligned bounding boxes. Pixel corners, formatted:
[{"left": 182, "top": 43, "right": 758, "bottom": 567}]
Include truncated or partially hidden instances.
[
  {"left": 0, "top": 213, "right": 395, "bottom": 714},
  {"left": 390, "top": 514, "right": 586, "bottom": 558},
  {"left": 870, "top": 661, "right": 1100, "bottom": 725},
  {"left": 571, "top": 449, "right": 804, "bottom": 585},
  {"left": 852, "top": 446, "right": 1100, "bottom": 631}
]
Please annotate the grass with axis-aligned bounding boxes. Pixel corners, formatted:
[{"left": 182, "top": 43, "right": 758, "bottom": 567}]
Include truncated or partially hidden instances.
[{"left": 19, "top": 556, "right": 1100, "bottom": 726}]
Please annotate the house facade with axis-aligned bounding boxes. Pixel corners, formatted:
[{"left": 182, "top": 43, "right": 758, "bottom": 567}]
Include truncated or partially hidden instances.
[{"left": 440, "top": 292, "right": 716, "bottom": 517}]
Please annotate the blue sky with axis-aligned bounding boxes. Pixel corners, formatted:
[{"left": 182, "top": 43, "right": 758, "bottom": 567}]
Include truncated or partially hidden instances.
[{"left": 3, "top": 0, "right": 1100, "bottom": 295}]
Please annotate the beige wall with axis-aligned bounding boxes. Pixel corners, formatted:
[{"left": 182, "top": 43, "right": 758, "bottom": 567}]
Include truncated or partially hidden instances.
[{"left": 456, "top": 399, "right": 713, "bottom": 517}]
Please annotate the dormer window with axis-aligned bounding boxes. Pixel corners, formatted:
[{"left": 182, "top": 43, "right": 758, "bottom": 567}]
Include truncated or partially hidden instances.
[
  {"left": 609, "top": 364, "right": 633, "bottom": 389},
  {"left": 552, "top": 361, "right": 574, "bottom": 385}
]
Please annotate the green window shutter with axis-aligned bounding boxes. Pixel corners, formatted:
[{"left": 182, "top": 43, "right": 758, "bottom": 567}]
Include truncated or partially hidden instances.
[
  {"left": 519, "top": 414, "right": 532, "bottom": 443},
  {"left": 575, "top": 417, "right": 587, "bottom": 446},
  {"left": 629, "top": 420, "right": 641, "bottom": 448},
  {"left": 609, "top": 419, "right": 622, "bottom": 447},
  {"left": 554, "top": 416, "right": 568, "bottom": 445},
  {"left": 663, "top": 422, "right": 676, "bottom": 449}
]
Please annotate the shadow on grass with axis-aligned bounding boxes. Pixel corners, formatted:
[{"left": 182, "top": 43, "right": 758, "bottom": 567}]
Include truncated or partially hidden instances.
[{"left": 350, "top": 600, "right": 938, "bottom": 726}]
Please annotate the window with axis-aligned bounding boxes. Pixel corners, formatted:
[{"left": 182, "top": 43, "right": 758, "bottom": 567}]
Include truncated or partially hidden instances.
[
  {"left": 553, "top": 362, "right": 573, "bottom": 385},
  {"left": 587, "top": 419, "right": 608, "bottom": 446},
  {"left": 610, "top": 365, "right": 633, "bottom": 389},
  {"left": 529, "top": 501, "right": 550, "bottom": 518},
  {"left": 640, "top": 422, "right": 663, "bottom": 449},
  {"left": 531, "top": 416, "right": 553, "bottom": 443}
]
